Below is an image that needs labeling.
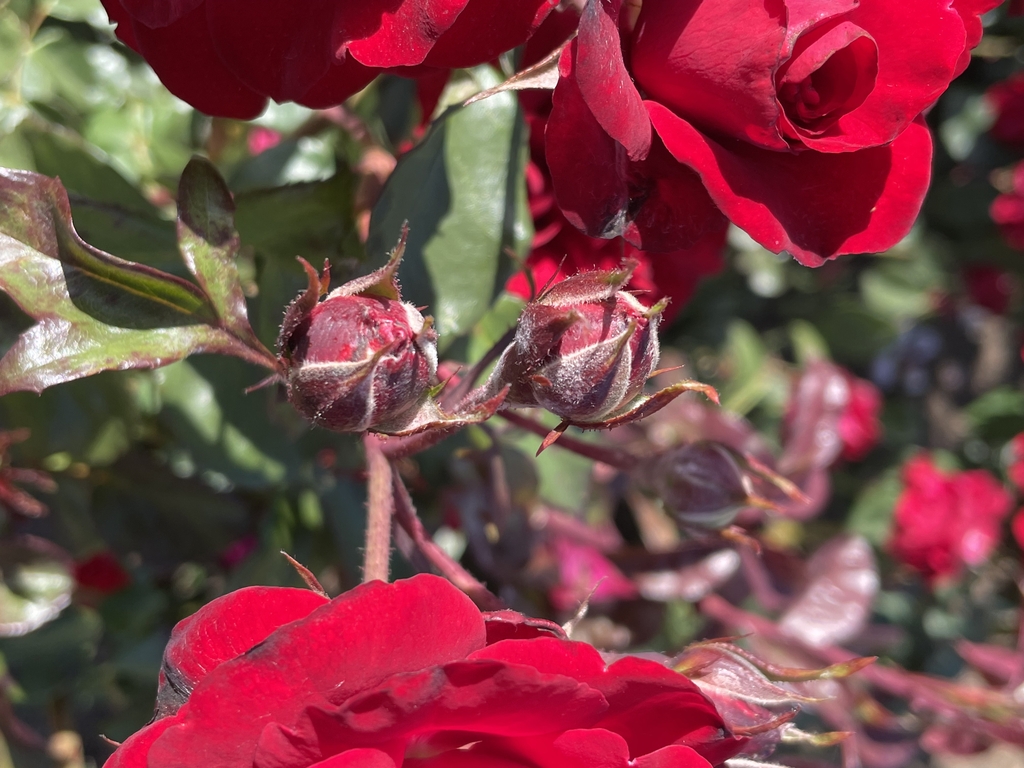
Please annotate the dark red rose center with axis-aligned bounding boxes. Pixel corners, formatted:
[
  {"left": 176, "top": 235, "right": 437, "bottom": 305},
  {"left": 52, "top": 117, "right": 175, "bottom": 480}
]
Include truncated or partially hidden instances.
[{"left": 777, "top": 21, "right": 878, "bottom": 136}]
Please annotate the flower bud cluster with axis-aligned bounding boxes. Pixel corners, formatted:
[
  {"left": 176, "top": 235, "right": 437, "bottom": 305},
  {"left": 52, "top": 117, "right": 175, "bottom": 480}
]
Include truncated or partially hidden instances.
[{"left": 279, "top": 248, "right": 714, "bottom": 442}]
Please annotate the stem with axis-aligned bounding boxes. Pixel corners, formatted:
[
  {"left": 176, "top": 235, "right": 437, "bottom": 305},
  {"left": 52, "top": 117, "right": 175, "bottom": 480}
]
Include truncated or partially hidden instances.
[
  {"left": 499, "top": 410, "right": 640, "bottom": 470},
  {"left": 391, "top": 473, "right": 505, "bottom": 610},
  {"left": 362, "top": 434, "right": 394, "bottom": 583}
]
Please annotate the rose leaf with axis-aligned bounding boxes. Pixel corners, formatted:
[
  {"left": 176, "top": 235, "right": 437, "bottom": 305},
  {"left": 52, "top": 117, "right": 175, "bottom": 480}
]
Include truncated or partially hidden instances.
[{"left": 0, "top": 166, "right": 276, "bottom": 396}]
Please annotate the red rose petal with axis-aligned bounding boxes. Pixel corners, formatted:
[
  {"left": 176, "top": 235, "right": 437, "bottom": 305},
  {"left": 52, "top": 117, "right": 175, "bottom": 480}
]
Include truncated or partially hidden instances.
[
  {"left": 147, "top": 575, "right": 487, "bottom": 768},
  {"left": 310, "top": 658, "right": 607, "bottom": 753},
  {"left": 648, "top": 103, "right": 932, "bottom": 264},
  {"left": 588, "top": 656, "right": 742, "bottom": 764},
  {"left": 118, "top": 0, "right": 202, "bottom": 28},
  {"left": 342, "top": 0, "right": 470, "bottom": 68},
  {"left": 204, "top": 0, "right": 337, "bottom": 103},
  {"left": 575, "top": 0, "right": 650, "bottom": 161},
  {"left": 297, "top": 58, "right": 380, "bottom": 110},
  {"left": 482, "top": 611, "right": 568, "bottom": 643},
  {"left": 104, "top": 711, "right": 181, "bottom": 768},
  {"left": 950, "top": 0, "right": 1003, "bottom": 77},
  {"left": 129, "top": 4, "right": 266, "bottom": 119},
  {"left": 547, "top": 45, "right": 726, "bottom": 252},
  {"left": 470, "top": 637, "right": 608, "bottom": 680},
  {"left": 630, "top": 0, "right": 788, "bottom": 150},
  {"left": 100, "top": 0, "right": 141, "bottom": 52},
  {"left": 156, "top": 586, "right": 328, "bottom": 718},
  {"left": 310, "top": 749, "right": 396, "bottom": 768},
  {"left": 823, "top": 0, "right": 967, "bottom": 149},
  {"left": 634, "top": 745, "right": 712, "bottom": 768},
  {"left": 422, "top": 0, "right": 559, "bottom": 68}
]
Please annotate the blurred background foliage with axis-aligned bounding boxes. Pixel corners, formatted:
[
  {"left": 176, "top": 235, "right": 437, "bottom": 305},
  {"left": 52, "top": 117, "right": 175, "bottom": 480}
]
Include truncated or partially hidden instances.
[{"left": 1, "top": 1, "right": 1024, "bottom": 767}]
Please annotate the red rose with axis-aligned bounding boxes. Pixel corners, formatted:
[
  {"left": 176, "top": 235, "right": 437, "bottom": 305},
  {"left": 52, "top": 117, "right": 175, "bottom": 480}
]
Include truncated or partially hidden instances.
[
  {"left": 105, "top": 575, "right": 744, "bottom": 768},
  {"left": 100, "top": 0, "right": 558, "bottom": 119},
  {"left": 546, "top": 0, "right": 998, "bottom": 265},
  {"left": 73, "top": 552, "right": 130, "bottom": 595},
  {"left": 889, "top": 455, "right": 1012, "bottom": 582},
  {"left": 837, "top": 374, "right": 883, "bottom": 462}
]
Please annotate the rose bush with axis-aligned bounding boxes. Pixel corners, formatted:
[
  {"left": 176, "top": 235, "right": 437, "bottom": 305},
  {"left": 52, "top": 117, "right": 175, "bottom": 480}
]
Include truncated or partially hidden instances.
[
  {"left": 105, "top": 574, "right": 745, "bottom": 768},
  {"left": 546, "top": 0, "right": 999, "bottom": 265},
  {"left": 100, "top": 0, "right": 558, "bottom": 118},
  {"left": 889, "top": 454, "right": 1012, "bottom": 582}
]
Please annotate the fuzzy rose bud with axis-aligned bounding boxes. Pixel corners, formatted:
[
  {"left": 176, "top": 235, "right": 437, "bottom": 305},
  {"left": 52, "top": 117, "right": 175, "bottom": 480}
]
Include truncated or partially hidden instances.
[
  {"left": 278, "top": 233, "right": 506, "bottom": 436},
  {"left": 284, "top": 294, "right": 437, "bottom": 433},
  {"left": 491, "top": 262, "right": 660, "bottom": 421}
]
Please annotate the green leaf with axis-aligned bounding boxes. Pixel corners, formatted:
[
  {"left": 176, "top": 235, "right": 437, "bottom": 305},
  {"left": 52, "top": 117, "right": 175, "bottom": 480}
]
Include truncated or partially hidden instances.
[
  {"left": 845, "top": 469, "right": 902, "bottom": 546},
  {"left": 0, "top": 537, "right": 74, "bottom": 637},
  {"left": 177, "top": 156, "right": 262, "bottom": 348},
  {"left": 0, "top": 167, "right": 274, "bottom": 395},
  {"left": 367, "top": 65, "right": 532, "bottom": 340},
  {"left": 234, "top": 173, "right": 360, "bottom": 347},
  {"left": 19, "top": 126, "right": 182, "bottom": 273},
  {"left": 719, "top": 320, "right": 770, "bottom": 415}
]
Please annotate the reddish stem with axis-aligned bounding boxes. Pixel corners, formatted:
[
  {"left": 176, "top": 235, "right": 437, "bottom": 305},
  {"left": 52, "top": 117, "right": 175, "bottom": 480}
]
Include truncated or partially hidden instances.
[
  {"left": 391, "top": 474, "right": 505, "bottom": 610},
  {"left": 362, "top": 434, "right": 393, "bottom": 583},
  {"left": 499, "top": 410, "right": 639, "bottom": 470}
]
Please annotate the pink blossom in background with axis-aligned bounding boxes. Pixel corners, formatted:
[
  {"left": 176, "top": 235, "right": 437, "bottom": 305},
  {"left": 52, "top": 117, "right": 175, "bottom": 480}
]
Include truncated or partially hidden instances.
[{"left": 247, "top": 126, "right": 282, "bottom": 156}]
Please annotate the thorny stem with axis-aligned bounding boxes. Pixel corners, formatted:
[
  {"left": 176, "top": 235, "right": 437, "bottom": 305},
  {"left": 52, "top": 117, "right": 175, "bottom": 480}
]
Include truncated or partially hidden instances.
[
  {"left": 391, "top": 473, "right": 505, "bottom": 611},
  {"left": 362, "top": 434, "right": 394, "bottom": 583},
  {"left": 499, "top": 410, "right": 640, "bottom": 471}
]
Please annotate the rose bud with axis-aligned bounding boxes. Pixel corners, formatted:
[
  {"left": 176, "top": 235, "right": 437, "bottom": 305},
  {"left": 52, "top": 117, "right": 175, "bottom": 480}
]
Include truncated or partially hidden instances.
[
  {"left": 486, "top": 261, "right": 716, "bottom": 449},
  {"left": 646, "top": 442, "right": 806, "bottom": 531},
  {"left": 278, "top": 231, "right": 504, "bottom": 436}
]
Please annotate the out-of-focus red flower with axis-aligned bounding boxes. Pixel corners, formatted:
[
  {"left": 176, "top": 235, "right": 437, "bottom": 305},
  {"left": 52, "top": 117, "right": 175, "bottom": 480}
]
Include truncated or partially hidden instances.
[
  {"left": 889, "top": 455, "right": 1012, "bottom": 582},
  {"left": 987, "top": 72, "right": 1024, "bottom": 146},
  {"left": 837, "top": 374, "right": 884, "bottom": 462},
  {"left": 105, "top": 574, "right": 744, "bottom": 768},
  {"left": 991, "top": 162, "right": 1024, "bottom": 249},
  {"left": 100, "top": 0, "right": 559, "bottom": 119},
  {"left": 218, "top": 535, "right": 259, "bottom": 570},
  {"left": 545, "top": 0, "right": 998, "bottom": 265},
  {"left": 965, "top": 265, "right": 1014, "bottom": 314},
  {"left": 247, "top": 126, "right": 281, "bottom": 156},
  {"left": 73, "top": 552, "right": 130, "bottom": 595},
  {"left": 1007, "top": 433, "right": 1024, "bottom": 491}
]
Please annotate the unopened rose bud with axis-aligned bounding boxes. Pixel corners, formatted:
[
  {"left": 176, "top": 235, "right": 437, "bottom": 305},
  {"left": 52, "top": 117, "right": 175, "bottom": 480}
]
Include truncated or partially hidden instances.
[
  {"left": 490, "top": 263, "right": 654, "bottom": 415},
  {"left": 651, "top": 442, "right": 750, "bottom": 530},
  {"left": 278, "top": 234, "right": 437, "bottom": 434},
  {"left": 278, "top": 232, "right": 506, "bottom": 436}
]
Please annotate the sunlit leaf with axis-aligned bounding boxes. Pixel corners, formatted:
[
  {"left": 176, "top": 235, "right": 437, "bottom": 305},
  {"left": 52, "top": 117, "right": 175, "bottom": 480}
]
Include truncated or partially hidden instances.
[
  {"left": 0, "top": 166, "right": 276, "bottom": 395},
  {"left": 368, "top": 65, "right": 532, "bottom": 341}
]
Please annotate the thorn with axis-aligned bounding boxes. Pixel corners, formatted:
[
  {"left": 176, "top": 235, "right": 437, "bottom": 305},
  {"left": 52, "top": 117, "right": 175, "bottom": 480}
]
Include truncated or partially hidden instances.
[
  {"left": 99, "top": 735, "right": 121, "bottom": 748},
  {"left": 537, "top": 421, "right": 569, "bottom": 455},
  {"left": 649, "top": 364, "right": 685, "bottom": 378},
  {"left": 280, "top": 551, "right": 329, "bottom": 597}
]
